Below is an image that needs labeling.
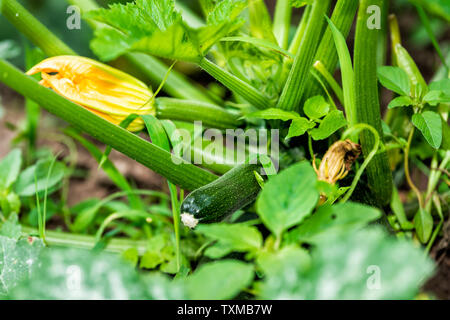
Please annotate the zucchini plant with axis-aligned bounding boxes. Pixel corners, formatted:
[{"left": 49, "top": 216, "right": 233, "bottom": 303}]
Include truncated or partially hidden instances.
[{"left": 0, "top": 0, "right": 448, "bottom": 301}]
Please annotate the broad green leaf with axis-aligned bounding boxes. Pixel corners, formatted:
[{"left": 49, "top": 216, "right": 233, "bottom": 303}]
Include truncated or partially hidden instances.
[
  {"left": 303, "top": 96, "right": 330, "bottom": 120},
  {"left": 411, "top": 111, "right": 442, "bottom": 149},
  {"left": 195, "top": 223, "right": 262, "bottom": 254},
  {"left": 261, "top": 227, "right": 434, "bottom": 299},
  {"left": 256, "top": 245, "right": 311, "bottom": 276},
  {"left": 87, "top": 0, "right": 246, "bottom": 62},
  {"left": 256, "top": 161, "right": 319, "bottom": 237},
  {"left": 0, "top": 149, "right": 22, "bottom": 190},
  {"left": 7, "top": 247, "right": 184, "bottom": 299},
  {"left": 422, "top": 90, "right": 450, "bottom": 106},
  {"left": 441, "top": 114, "right": 450, "bottom": 150},
  {"left": 0, "top": 236, "right": 44, "bottom": 296},
  {"left": 245, "top": 108, "right": 300, "bottom": 121},
  {"left": 388, "top": 96, "right": 414, "bottom": 109},
  {"left": 0, "top": 192, "right": 21, "bottom": 216},
  {"left": 414, "top": 208, "right": 433, "bottom": 244},
  {"left": 290, "top": 202, "right": 382, "bottom": 244},
  {"left": 0, "top": 213, "right": 22, "bottom": 240},
  {"left": 310, "top": 110, "right": 347, "bottom": 140},
  {"left": 14, "top": 159, "right": 65, "bottom": 197},
  {"left": 204, "top": 241, "right": 234, "bottom": 259},
  {"left": 285, "top": 117, "right": 315, "bottom": 139},
  {"left": 186, "top": 260, "right": 253, "bottom": 299},
  {"left": 429, "top": 78, "right": 450, "bottom": 96},
  {"left": 377, "top": 66, "right": 411, "bottom": 96}
]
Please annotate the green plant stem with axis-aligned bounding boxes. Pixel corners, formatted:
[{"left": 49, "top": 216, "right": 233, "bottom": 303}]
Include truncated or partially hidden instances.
[
  {"left": 340, "top": 124, "right": 381, "bottom": 203},
  {"left": 155, "top": 98, "right": 242, "bottom": 129},
  {"left": 169, "top": 184, "right": 181, "bottom": 272},
  {"left": 276, "top": 0, "right": 331, "bottom": 112},
  {"left": 22, "top": 226, "right": 150, "bottom": 255},
  {"left": 354, "top": 0, "right": 393, "bottom": 206},
  {"left": 313, "top": 61, "right": 345, "bottom": 105},
  {"left": 404, "top": 127, "right": 423, "bottom": 209},
  {"left": 302, "top": 0, "right": 359, "bottom": 102},
  {"left": 0, "top": 0, "right": 75, "bottom": 56},
  {"left": 415, "top": 4, "right": 449, "bottom": 74},
  {"left": 199, "top": 57, "right": 272, "bottom": 109},
  {"left": 288, "top": 5, "right": 312, "bottom": 55},
  {"left": 425, "top": 150, "right": 450, "bottom": 207},
  {"left": 273, "top": 0, "right": 292, "bottom": 50},
  {"left": 0, "top": 59, "right": 218, "bottom": 190}
]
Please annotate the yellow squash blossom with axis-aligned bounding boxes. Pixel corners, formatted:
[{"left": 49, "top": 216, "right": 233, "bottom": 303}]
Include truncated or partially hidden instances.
[{"left": 27, "top": 56, "right": 155, "bottom": 132}]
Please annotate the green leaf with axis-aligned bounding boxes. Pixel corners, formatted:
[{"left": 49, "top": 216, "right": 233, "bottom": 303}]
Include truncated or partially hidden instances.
[
  {"left": 422, "top": 90, "right": 450, "bottom": 106},
  {"left": 7, "top": 247, "right": 183, "bottom": 299},
  {"left": 303, "top": 95, "right": 330, "bottom": 120},
  {"left": 394, "top": 44, "right": 428, "bottom": 97},
  {"left": 0, "top": 236, "right": 44, "bottom": 296},
  {"left": 310, "top": 110, "right": 347, "bottom": 140},
  {"left": 186, "top": 260, "right": 253, "bottom": 299},
  {"left": 87, "top": 0, "right": 246, "bottom": 62},
  {"left": 290, "top": 202, "right": 382, "bottom": 244},
  {"left": 0, "top": 213, "right": 22, "bottom": 240},
  {"left": 195, "top": 223, "right": 262, "bottom": 255},
  {"left": 414, "top": 208, "right": 434, "bottom": 244},
  {"left": 325, "top": 16, "right": 356, "bottom": 125},
  {"left": 0, "top": 148, "right": 22, "bottom": 190},
  {"left": 388, "top": 96, "right": 414, "bottom": 109},
  {"left": 14, "top": 159, "right": 65, "bottom": 197},
  {"left": 429, "top": 78, "right": 450, "bottom": 96},
  {"left": 377, "top": 66, "right": 411, "bottom": 96},
  {"left": 256, "top": 245, "right": 310, "bottom": 276},
  {"left": 412, "top": 0, "right": 450, "bottom": 22},
  {"left": 411, "top": 111, "right": 443, "bottom": 149},
  {"left": 285, "top": 117, "right": 315, "bottom": 139},
  {"left": 256, "top": 161, "right": 319, "bottom": 237},
  {"left": 261, "top": 227, "right": 435, "bottom": 299},
  {"left": 245, "top": 108, "right": 300, "bottom": 121}
]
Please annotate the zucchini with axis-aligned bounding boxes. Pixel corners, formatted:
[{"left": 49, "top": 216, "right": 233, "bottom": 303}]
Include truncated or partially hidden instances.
[
  {"left": 354, "top": 0, "right": 393, "bottom": 205},
  {"left": 180, "top": 163, "right": 262, "bottom": 228}
]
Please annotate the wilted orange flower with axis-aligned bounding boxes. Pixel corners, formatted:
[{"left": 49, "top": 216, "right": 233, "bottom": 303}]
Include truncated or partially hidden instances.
[
  {"left": 26, "top": 56, "right": 155, "bottom": 132},
  {"left": 314, "top": 139, "right": 362, "bottom": 185}
]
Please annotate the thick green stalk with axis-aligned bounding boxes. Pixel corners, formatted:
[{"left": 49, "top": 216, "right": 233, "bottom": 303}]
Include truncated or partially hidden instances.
[
  {"left": 288, "top": 6, "right": 312, "bottom": 55},
  {"left": 276, "top": 0, "right": 331, "bottom": 112},
  {"left": 155, "top": 98, "right": 242, "bottom": 129},
  {"left": 67, "top": 0, "right": 214, "bottom": 103},
  {"left": 199, "top": 58, "right": 272, "bottom": 109},
  {"left": 273, "top": 0, "right": 292, "bottom": 49},
  {"left": 302, "top": 0, "right": 359, "bottom": 102},
  {"left": 22, "top": 226, "right": 149, "bottom": 255},
  {"left": 354, "top": 0, "right": 393, "bottom": 206},
  {"left": 0, "top": 0, "right": 75, "bottom": 56},
  {"left": 0, "top": 59, "right": 217, "bottom": 190}
]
